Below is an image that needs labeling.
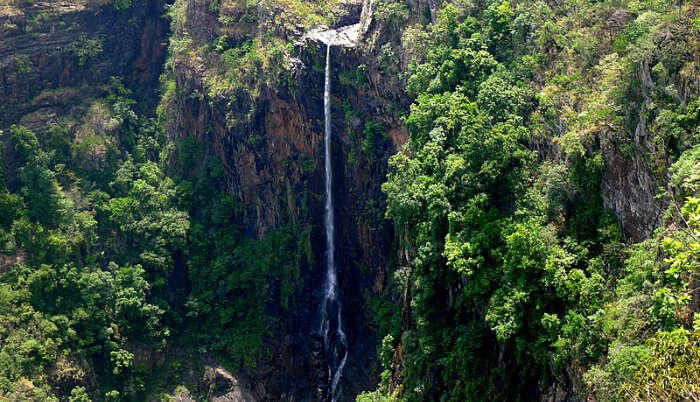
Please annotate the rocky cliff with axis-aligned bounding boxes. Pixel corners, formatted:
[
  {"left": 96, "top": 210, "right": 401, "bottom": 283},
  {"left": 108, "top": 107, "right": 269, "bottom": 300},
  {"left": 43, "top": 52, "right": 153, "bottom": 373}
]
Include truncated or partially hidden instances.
[
  {"left": 0, "top": 0, "right": 167, "bottom": 132},
  {"left": 163, "top": 0, "right": 411, "bottom": 399}
]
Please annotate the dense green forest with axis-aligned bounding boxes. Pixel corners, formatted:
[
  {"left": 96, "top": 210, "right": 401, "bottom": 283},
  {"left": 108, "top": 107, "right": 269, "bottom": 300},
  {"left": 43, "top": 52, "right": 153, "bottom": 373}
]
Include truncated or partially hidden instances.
[
  {"left": 363, "top": 0, "right": 700, "bottom": 400},
  {"left": 0, "top": 80, "right": 303, "bottom": 399},
  {"left": 0, "top": 0, "right": 698, "bottom": 401}
]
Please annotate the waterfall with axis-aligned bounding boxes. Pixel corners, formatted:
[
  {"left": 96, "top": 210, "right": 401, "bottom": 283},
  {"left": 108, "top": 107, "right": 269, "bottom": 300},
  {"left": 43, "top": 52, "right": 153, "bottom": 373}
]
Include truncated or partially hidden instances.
[
  {"left": 319, "top": 44, "right": 348, "bottom": 402},
  {"left": 310, "top": 2, "right": 377, "bottom": 396}
]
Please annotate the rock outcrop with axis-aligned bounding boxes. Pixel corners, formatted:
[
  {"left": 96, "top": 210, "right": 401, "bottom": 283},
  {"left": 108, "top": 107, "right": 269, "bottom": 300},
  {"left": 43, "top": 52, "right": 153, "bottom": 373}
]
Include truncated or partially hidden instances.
[
  {"left": 203, "top": 366, "right": 257, "bottom": 402},
  {"left": 602, "top": 140, "right": 663, "bottom": 241}
]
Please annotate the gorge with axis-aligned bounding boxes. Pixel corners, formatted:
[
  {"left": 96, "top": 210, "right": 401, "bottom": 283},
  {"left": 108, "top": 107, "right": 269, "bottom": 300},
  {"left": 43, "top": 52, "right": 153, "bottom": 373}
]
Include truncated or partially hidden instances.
[{"left": 0, "top": 0, "right": 699, "bottom": 401}]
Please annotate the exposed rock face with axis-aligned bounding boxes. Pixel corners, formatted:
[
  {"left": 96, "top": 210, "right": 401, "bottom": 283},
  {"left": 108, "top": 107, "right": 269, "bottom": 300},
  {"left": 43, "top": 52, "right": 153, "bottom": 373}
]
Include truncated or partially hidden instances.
[
  {"left": 160, "top": 365, "right": 257, "bottom": 402},
  {"left": 601, "top": 141, "right": 663, "bottom": 242},
  {"left": 203, "top": 366, "right": 257, "bottom": 402},
  {"left": 0, "top": 0, "right": 168, "bottom": 131},
  {"left": 601, "top": 66, "right": 667, "bottom": 242}
]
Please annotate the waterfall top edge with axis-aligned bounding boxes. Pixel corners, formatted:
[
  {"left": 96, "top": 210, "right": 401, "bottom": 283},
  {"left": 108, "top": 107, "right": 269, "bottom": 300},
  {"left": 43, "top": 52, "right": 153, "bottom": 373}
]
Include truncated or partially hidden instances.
[
  {"left": 305, "top": 23, "right": 361, "bottom": 47},
  {"left": 304, "top": 0, "right": 374, "bottom": 48}
]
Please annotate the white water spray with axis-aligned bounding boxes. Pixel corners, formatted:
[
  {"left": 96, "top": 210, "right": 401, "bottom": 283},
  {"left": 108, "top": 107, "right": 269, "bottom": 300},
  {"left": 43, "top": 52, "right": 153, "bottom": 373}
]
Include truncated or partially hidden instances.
[{"left": 319, "top": 43, "right": 348, "bottom": 402}]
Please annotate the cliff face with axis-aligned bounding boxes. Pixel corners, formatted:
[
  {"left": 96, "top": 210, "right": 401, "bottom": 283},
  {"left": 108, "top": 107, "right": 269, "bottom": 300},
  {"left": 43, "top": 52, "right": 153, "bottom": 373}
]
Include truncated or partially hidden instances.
[
  {"left": 167, "top": 1, "right": 674, "bottom": 399},
  {"left": 0, "top": 0, "right": 167, "bottom": 132},
  {"left": 601, "top": 137, "right": 662, "bottom": 242},
  {"left": 166, "top": 0, "right": 407, "bottom": 399}
]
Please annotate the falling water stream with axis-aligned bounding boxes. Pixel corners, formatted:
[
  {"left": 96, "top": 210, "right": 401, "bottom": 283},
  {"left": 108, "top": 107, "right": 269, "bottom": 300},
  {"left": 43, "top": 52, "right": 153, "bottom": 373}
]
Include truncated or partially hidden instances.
[
  {"left": 319, "top": 43, "right": 348, "bottom": 402},
  {"left": 314, "top": 2, "right": 377, "bottom": 398}
]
